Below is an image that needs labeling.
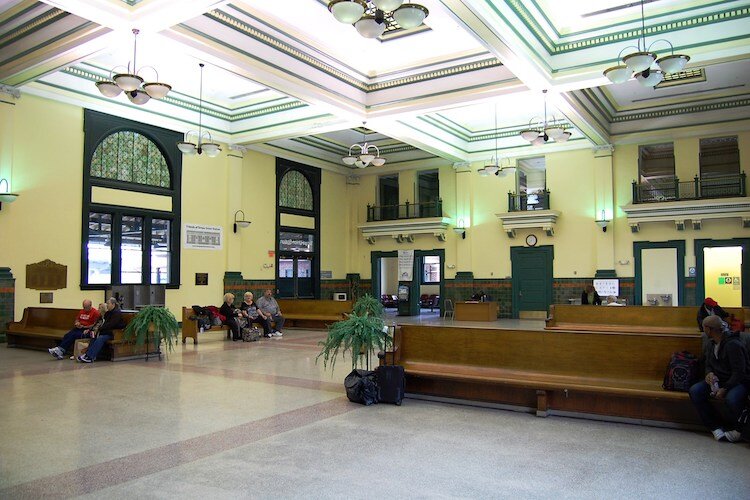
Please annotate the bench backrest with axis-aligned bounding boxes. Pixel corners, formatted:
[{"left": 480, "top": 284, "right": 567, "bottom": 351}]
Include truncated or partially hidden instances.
[
  {"left": 398, "top": 325, "right": 702, "bottom": 382},
  {"left": 276, "top": 299, "right": 353, "bottom": 316},
  {"left": 548, "top": 304, "right": 745, "bottom": 329},
  {"left": 22, "top": 308, "right": 80, "bottom": 328}
]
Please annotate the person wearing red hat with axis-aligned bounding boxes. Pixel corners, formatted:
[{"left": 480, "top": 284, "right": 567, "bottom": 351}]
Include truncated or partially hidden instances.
[{"left": 697, "top": 297, "right": 729, "bottom": 331}]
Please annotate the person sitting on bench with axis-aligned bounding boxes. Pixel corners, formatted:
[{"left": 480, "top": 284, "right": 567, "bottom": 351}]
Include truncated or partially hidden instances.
[
  {"left": 581, "top": 284, "right": 602, "bottom": 305},
  {"left": 48, "top": 299, "right": 101, "bottom": 360},
  {"left": 257, "top": 289, "right": 284, "bottom": 337},
  {"left": 78, "top": 297, "right": 125, "bottom": 363},
  {"left": 240, "top": 292, "right": 274, "bottom": 338},
  {"left": 688, "top": 315, "right": 750, "bottom": 442},
  {"left": 220, "top": 293, "right": 244, "bottom": 341},
  {"left": 697, "top": 297, "right": 729, "bottom": 331}
]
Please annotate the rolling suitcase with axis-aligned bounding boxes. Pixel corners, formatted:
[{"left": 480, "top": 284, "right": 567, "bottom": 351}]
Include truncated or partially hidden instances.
[{"left": 376, "top": 323, "right": 405, "bottom": 405}]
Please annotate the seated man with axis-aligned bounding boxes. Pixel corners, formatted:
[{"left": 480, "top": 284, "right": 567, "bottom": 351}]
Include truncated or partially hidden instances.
[
  {"left": 688, "top": 315, "right": 750, "bottom": 442},
  {"left": 77, "top": 297, "right": 125, "bottom": 363},
  {"left": 605, "top": 296, "right": 624, "bottom": 306},
  {"left": 257, "top": 289, "right": 284, "bottom": 337},
  {"left": 48, "top": 299, "right": 101, "bottom": 360},
  {"left": 240, "top": 292, "right": 273, "bottom": 338}
]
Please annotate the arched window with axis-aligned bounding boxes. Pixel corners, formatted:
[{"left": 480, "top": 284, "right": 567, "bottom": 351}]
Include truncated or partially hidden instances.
[
  {"left": 81, "top": 110, "right": 182, "bottom": 289},
  {"left": 90, "top": 131, "right": 171, "bottom": 187},
  {"left": 279, "top": 170, "right": 313, "bottom": 211}
]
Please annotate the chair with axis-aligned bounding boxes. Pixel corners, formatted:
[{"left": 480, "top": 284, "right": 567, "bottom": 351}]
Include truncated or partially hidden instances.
[
  {"left": 428, "top": 294, "right": 439, "bottom": 312},
  {"left": 443, "top": 299, "right": 454, "bottom": 320},
  {"left": 419, "top": 294, "right": 429, "bottom": 308}
]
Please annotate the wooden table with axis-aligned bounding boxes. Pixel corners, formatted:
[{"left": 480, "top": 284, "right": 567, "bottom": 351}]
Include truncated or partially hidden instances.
[{"left": 454, "top": 301, "right": 498, "bottom": 321}]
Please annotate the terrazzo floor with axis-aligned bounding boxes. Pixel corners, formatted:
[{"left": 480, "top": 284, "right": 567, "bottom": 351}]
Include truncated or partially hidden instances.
[{"left": 0, "top": 327, "right": 748, "bottom": 499}]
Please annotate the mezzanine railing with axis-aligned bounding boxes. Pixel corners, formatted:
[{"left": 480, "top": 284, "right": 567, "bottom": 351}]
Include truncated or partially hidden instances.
[
  {"left": 366, "top": 199, "right": 442, "bottom": 222},
  {"left": 508, "top": 190, "right": 551, "bottom": 211},
  {"left": 632, "top": 173, "right": 746, "bottom": 203}
]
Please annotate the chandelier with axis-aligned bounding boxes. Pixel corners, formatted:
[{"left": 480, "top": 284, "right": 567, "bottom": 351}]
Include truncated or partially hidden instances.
[
  {"left": 328, "top": 1, "right": 429, "bottom": 39},
  {"left": 95, "top": 29, "right": 172, "bottom": 105},
  {"left": 519, "top": 90, "right": 571, "bottom": 146},
  {"left": 478, "top": 103, "right": 515, "bottom": 177},
  {"left": 603, "top": 0, "right": 690, "bottom": 87},
  {"left": 342, "top": 125, "right": 385, "bottom": 168},
  {"left": 177, "top": 64, "right": 221, "bottom": 158}
]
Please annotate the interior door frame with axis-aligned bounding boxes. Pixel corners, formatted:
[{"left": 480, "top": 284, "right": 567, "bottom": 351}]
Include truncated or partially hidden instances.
[
  {"left": 633, "top": 240, "right": 685, "bottom": 306},
  {"left": 694, "top": 238, "right": 750, "bottom": 306},
  {"left": 510, "top": 245, "right": 553, "bottom": 319},
  {"left": 371, "top": 249, "right": 445, "bottom": 315}
]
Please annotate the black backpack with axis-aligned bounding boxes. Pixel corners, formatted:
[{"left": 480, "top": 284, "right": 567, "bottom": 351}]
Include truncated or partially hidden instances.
[
  {"left": 662, "top": 351, "right": 699, "bottom": 391},
  {"left": 191, "top": 305, "right": 213, "bottom": 331},
  {"left": 344, "top": 369, "right": 378, "bottom": 405}
]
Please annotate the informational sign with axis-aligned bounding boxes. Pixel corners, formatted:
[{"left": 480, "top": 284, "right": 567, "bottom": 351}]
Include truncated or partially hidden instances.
[
  {"left": 320, "top": 270, "right": 333, "bottom": 279},
  {"left": 594, "top": 279, "right": 619, "bottom": 297},
  {"left": 279, "top": 232, "right": 314, "bottom": 253},
  {"left": 184, "top": 224, "right": 223, "bottom": 250},
  {"left": 398, "top": 250, "right": 414, "bottom": 281},
  {"left": 688, "top": 267, "right": 696, "bottom": 277},
  {"left": 195, "top": 273, "right": 208, "bottom": 286}
]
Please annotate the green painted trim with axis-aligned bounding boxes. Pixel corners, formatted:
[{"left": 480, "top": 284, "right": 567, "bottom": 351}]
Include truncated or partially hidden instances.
[
  {"left": 366, "top": 77, "right": 519, "bottom": 110},
  {"left": 231, "top": 114, "right": 332, "bottom": 135},
  {"left": 0, "top": 2, "right": 52, "bottom": 31},
  {"left": 613, "top": 98, "right": 750, "bottom": 122},
  {"left": 0, "top": 7, "right": 67, "bottom": 51},
  {"left": 633, "top": 240, "right": 685, "bottom": 306},
  {"left": 0, "top": 19, "right": 93, "bottom": 68},
  {"left": 568, "top": 91, "right": 611, "bottom": 134}
]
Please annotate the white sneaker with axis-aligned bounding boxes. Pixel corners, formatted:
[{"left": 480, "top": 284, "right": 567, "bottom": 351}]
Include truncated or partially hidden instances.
[
  {"left": 712, "top": 428, "right": 726, "bottom": 441},
  {"left": 724, "top": 430, "right": 742, "bottom": 442},
  {"left": 48, "top": 347, "right": 64, "bottom": 360},
  {"left": 274, "top": 331, "right": 283, "bottom": 337}
]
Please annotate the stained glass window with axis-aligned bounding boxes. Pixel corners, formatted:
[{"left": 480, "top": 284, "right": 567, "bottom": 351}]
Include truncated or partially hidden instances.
[
  {"left": 279, "top": 170, "right": 313, "bottom": 211},
  {"left": 90, "top": 131, "right": 170, "bottom": 188}
]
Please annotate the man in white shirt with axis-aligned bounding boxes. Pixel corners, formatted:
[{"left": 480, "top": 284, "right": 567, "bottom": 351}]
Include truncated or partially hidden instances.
[
  {"left": 605, "top": 296, "right": 624, "bottom": 306},
  {"left": 257, "top": 289, "right": 284, "bottom": 337}
]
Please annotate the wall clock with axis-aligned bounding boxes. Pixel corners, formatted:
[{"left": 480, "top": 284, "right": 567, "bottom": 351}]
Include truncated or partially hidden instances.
[{"left": 526, "top": 234, "right": 538, "bottom": 247}]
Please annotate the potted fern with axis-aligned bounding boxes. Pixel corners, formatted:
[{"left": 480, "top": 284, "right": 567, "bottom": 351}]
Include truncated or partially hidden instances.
[
  {"left": 123, "top": 306, "right": 180, "bottom": 359},
  {"left": 317, "top": 294, "right": 389, "bottom": 371}
]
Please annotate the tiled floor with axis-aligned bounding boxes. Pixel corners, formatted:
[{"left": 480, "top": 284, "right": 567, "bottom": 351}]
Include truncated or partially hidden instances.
[{"left": 1, "top": 328, "right": 748, "bottom": 499}]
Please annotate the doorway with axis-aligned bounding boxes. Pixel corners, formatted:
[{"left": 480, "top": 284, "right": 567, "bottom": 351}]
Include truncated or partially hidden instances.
[
  {"left": 634, "top": 241, "right": 685, "bottom": 306},
  {"left": 278, "top": 255, "right": 314, "bottom": 298},
  {"left": 511, "top": 246, "right": 553, "bottom": 318},
  {"left": 371, "top": 249, "right": 444, "bottom": 316},
  {"left": 695, "top": 238, "right": 750, "bottom": 307}
]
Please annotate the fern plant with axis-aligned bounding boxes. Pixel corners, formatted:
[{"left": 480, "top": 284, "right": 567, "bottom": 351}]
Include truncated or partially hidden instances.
[
  {"left": 123, "top": 306, "right": 180, "bottom": 354},
  {"left": 317, "top": 294, "right": 390, "bottom": 371}
]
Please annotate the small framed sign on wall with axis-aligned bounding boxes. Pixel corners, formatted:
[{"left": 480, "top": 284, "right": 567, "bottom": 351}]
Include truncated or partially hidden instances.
[{"left": 195, "top": 273, "right": 208, "bottom": 286}]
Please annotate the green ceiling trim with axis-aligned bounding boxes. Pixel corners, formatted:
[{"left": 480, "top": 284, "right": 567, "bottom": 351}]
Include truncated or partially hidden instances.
[
  {"left": 231, "top": 113, "right": 333, "bottom": 135},
  {"left": 419, "top": 115, "right": 569, "bottom": 144},
  {"left": 0, "top": 6, "right": 67, "bottom": 51},
  {"left": 612, "top": 97, "right": 750, "bottom": 122},
  {"left": 62, "top": 65, "right": 308, "bottom": 122},
  {"left": 203, "top": 10, "right": 502, "bottom": 93},
  {"left": 567, "top": 91, "right": 612, "bottom": 134},
  {"left": 0, "top": 20, "right": 92, "bottom": 68},
  {"left": 398, "top": 119, "right": 471, "bottom": 154},
  {"left": 292, "top": 137, "right": 343, "bottom": 156},
  {"left": 493, "top": 0, "right": 750, "bottom": 57},
  {"left": 0, "top": 2, "right": 53, "bottom": 31},
  {"left": 120, "top": 0, "right": 142, "bottom": 6},
  {"left": 613, "top": 116, "right": 750, "bottom": 136}
]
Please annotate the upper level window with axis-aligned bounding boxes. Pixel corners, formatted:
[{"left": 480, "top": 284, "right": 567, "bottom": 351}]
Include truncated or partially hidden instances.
[
  {"left": 639, "top": 143, "right": 675, "bottom": 183},
  {"left": 700, "top": 136, "right": 740, "bottom": 178},
  {"left": 279, "top": 170, "right": 313, "bottom": 211},
  {"left": 423, "top": 255, "right": 441, "bottom": 284}
]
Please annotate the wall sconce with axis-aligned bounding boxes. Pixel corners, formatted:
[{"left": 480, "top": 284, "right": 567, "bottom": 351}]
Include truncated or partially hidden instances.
[
  {"left": 454, "top": 218, "right": 466, "bottom": 239},
  {"left": 595, "top": 210, "right": 610, "bottom": 232},
  {"left": 233, "top": 210, "right": 251, "bottom": 233},
  {"left": 0, "top": 179, "right": 19, "bottom": 211}
]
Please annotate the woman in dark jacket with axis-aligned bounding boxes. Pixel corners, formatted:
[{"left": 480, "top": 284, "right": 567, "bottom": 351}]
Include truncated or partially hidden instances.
[
  {"left": 220, "top": 293, "right": 243, "bottom": 341},
  {"left": 240, "top": 292, "right": 273, "bottom": 337},
  {"left": 581, "top": 284, "right": 602, "bottom": 305}
]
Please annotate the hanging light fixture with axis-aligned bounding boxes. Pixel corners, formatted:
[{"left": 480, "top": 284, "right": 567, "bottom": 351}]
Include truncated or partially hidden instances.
[
  {"left": 0, "top": 178, "right": 19, "bottom": 210},
  {"left": 342, "top": 124, "right": 385, "bottom": 168},
  {"left": 177, "top": 63, "right": 221, "bottom": 158},
  {"left": 603, "top": 0, "right": 690, "bottom": 87},
  {"left": 95, "top": 29, "right": 171, "bottom": 105},
  {"left": 329, "top": 0, "right": 428, "bottom": 39},
  {"left": 478, "top": 103, "right": 515, "bottom": 177},
  {"left": 519, "top": 90, "right": 572, "bottom": 146}
]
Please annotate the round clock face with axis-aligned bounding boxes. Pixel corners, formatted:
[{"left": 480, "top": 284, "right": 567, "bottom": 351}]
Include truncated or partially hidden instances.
[{"left": 526, "top": 234, "right": 538, "bottom": 247}]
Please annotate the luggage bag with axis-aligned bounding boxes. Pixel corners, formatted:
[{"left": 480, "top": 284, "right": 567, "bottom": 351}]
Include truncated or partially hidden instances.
[{"left": 376, "top": 324, "right": 405, "bottom": 405}]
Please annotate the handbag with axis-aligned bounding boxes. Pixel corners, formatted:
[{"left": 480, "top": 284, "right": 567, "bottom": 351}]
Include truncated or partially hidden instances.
[{"left": 74, "top": 338, "right": 91, "bottom": 358}]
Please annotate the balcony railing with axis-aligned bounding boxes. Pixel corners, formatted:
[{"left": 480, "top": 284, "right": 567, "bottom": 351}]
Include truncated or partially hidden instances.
[
  {"left": 632, "top": 173, "right": 746, "bottom": 204},
  {"left": 508, "top": 190, "right": 551, "bottom": 212},
  {"left": 367, "top": 199, "right": 443, "bottom": 222}
]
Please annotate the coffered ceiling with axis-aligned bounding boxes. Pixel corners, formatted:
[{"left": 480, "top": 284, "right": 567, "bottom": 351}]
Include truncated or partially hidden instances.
[{"left": 2, "top": 0, "right": 749, "bottom": 173}]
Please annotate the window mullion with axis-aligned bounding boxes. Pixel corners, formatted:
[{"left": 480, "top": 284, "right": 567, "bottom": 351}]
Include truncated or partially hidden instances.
[
  {"left": 112, "top": 212, "right": 123, "bottom": 286},
  {"left": 143, "top": 217, "right": 152, "bottom": 284}
]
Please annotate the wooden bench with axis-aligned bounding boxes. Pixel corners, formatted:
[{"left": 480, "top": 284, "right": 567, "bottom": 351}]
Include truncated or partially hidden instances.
[
  {"left": 6, "top": 307, "right": 158, "bottom": 361},
  {"left": 181, "top": 299, "right": 352, "bottom": 344},
  {"left": 545, "top": 304, "right": 746, "bottom": 334},
  {"left": 388, "top": 325, "right": 703, "bottom": 426}
]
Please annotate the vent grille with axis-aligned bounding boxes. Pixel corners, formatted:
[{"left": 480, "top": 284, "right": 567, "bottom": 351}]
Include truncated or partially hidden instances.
[{"left": 656, "top": 68, "right": 706, "bottom": 88}]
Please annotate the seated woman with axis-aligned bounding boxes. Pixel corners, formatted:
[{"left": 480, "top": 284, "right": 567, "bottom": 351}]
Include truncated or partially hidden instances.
[
  {"left": 581, "top": 284, "right": 602, "bottom": 305},
  {"left": 220, "top": 293, "right": 244, "bottom": 341},
  {"left": 240, "top": 292, "right": 273, "bottom": 338}
]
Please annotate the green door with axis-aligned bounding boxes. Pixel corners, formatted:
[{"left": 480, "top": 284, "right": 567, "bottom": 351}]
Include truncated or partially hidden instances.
[{"left": 511, "top": 246, "right": 553, "bottom": 318}]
